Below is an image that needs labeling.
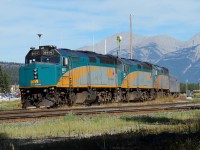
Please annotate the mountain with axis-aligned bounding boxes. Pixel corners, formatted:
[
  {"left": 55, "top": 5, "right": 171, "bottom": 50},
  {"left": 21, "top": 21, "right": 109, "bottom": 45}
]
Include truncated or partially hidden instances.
[
  {"left": 79, "top": 32, "right": 200, "bottom": 83},
  {"left": 79, "top": 32, "right": 182, "bottom": 55},
  {"left": 79, "top": 32, "right": 184, "bottom": 63},
  {"left": 157, "top": 44, "right": 200, "bottom": 82}
]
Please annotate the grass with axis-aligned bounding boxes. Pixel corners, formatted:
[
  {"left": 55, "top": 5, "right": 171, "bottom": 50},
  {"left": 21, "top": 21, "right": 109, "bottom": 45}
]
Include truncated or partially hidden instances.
[
  {"left": 1, "top": 97, "right": 200, "bottom": 149},
  {"left": 0, "top": 113, "right": 135, "bottom": 138},
  {"left": 0, "top": 99, "right": 21, "bottom": 110},
  {"left": 0, "top": 96, "right": 199, "bottom": 139},
  {"left": 0, "top": 110, "right": 200, "bottom": 139},
  {"left": 191, "top": 97, "right": 200, "bottom": 102}
]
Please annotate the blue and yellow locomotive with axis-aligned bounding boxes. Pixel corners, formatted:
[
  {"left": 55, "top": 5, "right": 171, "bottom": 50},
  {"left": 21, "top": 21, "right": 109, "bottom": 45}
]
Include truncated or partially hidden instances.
[{"left": 19, "top": 45, "right": 180, "bottom": 108}]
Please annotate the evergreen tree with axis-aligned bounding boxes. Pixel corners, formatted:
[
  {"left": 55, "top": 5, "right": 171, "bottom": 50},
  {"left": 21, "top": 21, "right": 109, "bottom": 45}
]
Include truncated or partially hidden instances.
[
  {"left": 3, "top": 72, "right": 10, "bottom": 93},
  {"left": 0, "top": 65, "right": 3, "bottom": 93},
  {"left": 0, "top": 65, "right": 11, "bottom": 93},
  {"left": 180, "top": 83, "right": 200, "bottom": 93}
]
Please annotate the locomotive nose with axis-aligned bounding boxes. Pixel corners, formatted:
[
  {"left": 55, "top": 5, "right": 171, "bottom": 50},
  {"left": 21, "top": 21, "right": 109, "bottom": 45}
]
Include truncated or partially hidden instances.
[{"left": 20, "top": 63, "right": 58, "bottom": 87}]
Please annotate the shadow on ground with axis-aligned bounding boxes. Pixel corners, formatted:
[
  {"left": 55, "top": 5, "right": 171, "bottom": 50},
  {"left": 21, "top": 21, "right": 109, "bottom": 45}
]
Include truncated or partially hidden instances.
[
  {"left": 1, "top": 115, "right": 200, "bottom": 150},
  {"left": 120, "top": 115, "right": 195, "bottom": 125},
  {"left": 1, "top": 131, "right": 200, "bottom": 150}
]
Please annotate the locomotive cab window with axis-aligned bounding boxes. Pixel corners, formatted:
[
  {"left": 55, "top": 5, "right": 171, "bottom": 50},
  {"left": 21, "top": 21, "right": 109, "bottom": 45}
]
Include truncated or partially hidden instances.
[
  {"left": 137, "top": 64, "right": 142, "bottom": 69},
  {"left": 124, "top": 65, "right": 129, "bottom": 72},
  {"left": 26, "top": 56, "right": 60, "bottom": 64},
  {"left": 89, "top": 57, "right": 96, "bottom": 63},
  {"left": 41, "top": 56, "right": 60, "bottom": 64},
  {"left": 63, "top": 57, "right": 69, "bottom": 66},
  {"left": 25, "top": 47, "right": 60, "bottom": 64},
  {"left": 152, "top": 69, "right": 158, "bottom": 75}
]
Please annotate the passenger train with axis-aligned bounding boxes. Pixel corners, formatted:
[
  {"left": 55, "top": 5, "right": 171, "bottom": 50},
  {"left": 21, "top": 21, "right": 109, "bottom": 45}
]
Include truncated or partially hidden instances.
[{"left": 19, "top": 45, "right": 180, "bottom": 108}]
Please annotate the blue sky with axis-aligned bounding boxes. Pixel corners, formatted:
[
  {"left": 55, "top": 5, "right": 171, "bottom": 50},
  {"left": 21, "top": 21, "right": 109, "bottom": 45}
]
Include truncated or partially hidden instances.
[{"left": 1, "top": 0, "right": 200, "bottom": 63}]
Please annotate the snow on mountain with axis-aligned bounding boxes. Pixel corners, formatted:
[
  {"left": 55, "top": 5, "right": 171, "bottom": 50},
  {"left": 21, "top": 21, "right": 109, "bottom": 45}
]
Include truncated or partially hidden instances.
[
  {"left": 191, "top": 45, "right": 200, "bottom": 62},
  {"left": 157, "top": 44, "right": 200, "bottom": 82},
  {"left": 136, "top": 35, "right": 183, "bottom": 54},
  {"left": 78, "top": 32, "right": 148, "bottom": 55},
  {"left": 185, "top": 33, "right": 200, "bottom": 47},
  {"left": 78, "top": 32, "right": 200, "bottom": 83},
  {"left": 183, "top": 64, "right": 192, "bottom": 74},
  {"left": 79, "top": 32, "right": 184, "bottom": 63}
]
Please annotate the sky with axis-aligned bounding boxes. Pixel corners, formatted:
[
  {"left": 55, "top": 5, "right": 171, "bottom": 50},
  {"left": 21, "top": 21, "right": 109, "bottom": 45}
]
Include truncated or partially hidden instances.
[{"left": 1, "top": 0, "right": 200, "bottom": 63}]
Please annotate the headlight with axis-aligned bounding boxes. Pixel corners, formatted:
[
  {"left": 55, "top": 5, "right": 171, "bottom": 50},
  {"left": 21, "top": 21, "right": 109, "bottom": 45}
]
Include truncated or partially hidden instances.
[{"left": 33, "top": 68, "right": 38, "bottom": 79}]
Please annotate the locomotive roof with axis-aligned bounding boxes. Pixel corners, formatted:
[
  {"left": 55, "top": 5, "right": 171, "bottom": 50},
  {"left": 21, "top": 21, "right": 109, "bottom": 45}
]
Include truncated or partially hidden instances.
[
  {"left": 120, "top": 58, "right": 154, "bottom": 69},
  {"left": 54, "top": 47, "right": 167, "bottom": 72},
  {"left": 58, "top": 48, "right": 101, "bottom": 57},
  {"left": 57, "top": 48, "right": 156, "bottom": 69},
  {"left": 26, "top": 46, "right": 168, "bottom": 73},
  {"left": 120, "top": 58, "right": 139, "bottom": 66},
  {"left": 57, "top": 48, "right": 86, "bottom": 57},
  {"left": 57, "top": 48, "right": 119, "bottom": 64}
]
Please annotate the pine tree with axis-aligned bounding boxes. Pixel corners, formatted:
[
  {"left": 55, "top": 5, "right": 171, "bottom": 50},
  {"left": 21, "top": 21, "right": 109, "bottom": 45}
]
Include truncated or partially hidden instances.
[
  {"left": 0, "top": 65, "right": 3, "bottom": 93},
  {"left": 3, "top": 72, "right": 10, "bottom": 93},
  {"left": 0, "top": 65, "right": 11, "bottom": 93}
]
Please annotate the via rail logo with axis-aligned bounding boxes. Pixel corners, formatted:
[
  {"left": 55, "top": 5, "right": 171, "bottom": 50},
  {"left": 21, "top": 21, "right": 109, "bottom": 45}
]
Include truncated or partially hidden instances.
[{"left": 30, "top": 79, "right": 41, "bottom": 85}]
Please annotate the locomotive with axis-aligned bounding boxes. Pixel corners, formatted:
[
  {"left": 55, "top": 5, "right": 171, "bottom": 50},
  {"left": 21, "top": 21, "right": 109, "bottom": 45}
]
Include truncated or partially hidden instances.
[{"left": 19, "top": 45, "right": 180, "bottom": 108}]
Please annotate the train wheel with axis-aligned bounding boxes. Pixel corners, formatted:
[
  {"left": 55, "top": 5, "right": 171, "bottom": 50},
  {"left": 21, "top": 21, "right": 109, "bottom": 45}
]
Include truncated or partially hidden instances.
[
  {"left": 22, "top": 100, "right": 32, "bottom": 109},
  {"left": 37, "top": 99, "right": 55, "bottom": 108},
  {"left": 114, "top": 90, "right": 122, "bottom": 102},
  {"left": 140, "top": 92, "right": 146, "bottom": 102},
  {"left": 45, "top": 93, "right": 58, "bottom": 107},
  {"left": 149, "top": 91, "right": 156, "bottom": 100},
  {"left": 21, "top": 95, "right": 33, "bottom": 108},
  {"left": 68, "top": 92, "right": 76, "bottom": 106},
  {"left": 157, "top": 91, "right": 163, "bottom": 98},
  {"left": 145, "top": 92, "right": 150, "bottom": 101},
  {"left": 106, "top": 92, "right": 113, "bottom": 103},
  {"left": 85, "top": 90, "right": 97, "bottom": 105},
  {"left": 126, "top": 92, "right": 137, "bottom": 102}
]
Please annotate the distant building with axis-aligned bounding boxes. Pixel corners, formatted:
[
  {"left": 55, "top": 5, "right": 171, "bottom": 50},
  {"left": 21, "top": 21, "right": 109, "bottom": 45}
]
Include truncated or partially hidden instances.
[{"left": 10, "top": 84, "right": 20, "bottom": 93}]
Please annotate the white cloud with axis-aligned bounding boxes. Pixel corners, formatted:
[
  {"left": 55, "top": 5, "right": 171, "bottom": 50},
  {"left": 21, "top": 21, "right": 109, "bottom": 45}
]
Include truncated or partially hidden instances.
[{"left": 0, "top": 0, "right": 200, "bottom": 62}]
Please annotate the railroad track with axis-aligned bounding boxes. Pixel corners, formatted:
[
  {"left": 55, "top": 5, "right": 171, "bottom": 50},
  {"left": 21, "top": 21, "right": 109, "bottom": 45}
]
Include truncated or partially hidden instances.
[{"left": 0, "top": 101, "right": 200, "bottom": 121}]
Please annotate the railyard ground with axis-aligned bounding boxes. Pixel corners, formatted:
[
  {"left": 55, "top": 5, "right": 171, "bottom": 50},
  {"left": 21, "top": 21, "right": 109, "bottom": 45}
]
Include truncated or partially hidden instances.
[{"left": 1, "top": 97, "right": 200, "bottom": 149}]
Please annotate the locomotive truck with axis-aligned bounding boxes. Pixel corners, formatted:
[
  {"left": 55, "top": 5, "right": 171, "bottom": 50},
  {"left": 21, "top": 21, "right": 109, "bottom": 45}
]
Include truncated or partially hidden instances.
[{"left": 19, "top": 45, "right": 180, "bottom": 108}]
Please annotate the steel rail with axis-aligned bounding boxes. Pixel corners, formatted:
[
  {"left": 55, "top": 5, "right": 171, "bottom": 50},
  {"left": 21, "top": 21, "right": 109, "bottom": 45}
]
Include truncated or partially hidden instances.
[
  {"left": 0, "top": 101, "right": 200, "bottom": 121},
  {"left": 0, "top": 101, "right": 198, "bottom": 114}
]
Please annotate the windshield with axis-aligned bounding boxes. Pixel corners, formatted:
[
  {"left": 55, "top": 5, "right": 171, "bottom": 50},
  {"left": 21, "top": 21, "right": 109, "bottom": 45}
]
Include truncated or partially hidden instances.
[
  {"left": 25, "top": 46, "right": 60, "bottom": 64},
  {"left": 26, "top": 56, "right": 60, "bottom": 64}
]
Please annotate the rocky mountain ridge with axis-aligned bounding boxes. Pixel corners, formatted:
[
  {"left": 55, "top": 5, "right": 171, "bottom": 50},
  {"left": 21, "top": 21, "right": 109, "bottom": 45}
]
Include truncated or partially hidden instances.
[{"left": 79, "top": 32, "right": 200, "bottom": 83}]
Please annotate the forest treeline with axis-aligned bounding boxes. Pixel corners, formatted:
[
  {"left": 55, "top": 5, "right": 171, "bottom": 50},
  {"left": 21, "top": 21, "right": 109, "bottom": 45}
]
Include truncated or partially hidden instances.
[{"left": 0, "top": 62, "right": 23, "bottom": 93}]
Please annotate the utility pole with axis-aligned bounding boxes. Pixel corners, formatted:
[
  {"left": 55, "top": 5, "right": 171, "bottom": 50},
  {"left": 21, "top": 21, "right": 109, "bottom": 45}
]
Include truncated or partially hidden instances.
[
  {"left": 92, "top": 34, "right": 94, "bottom": 52},
  {"left": 186, "top": 79, "right": 188, "bottom": 96},
  {"left": 105, "top": 39, "right": 107, "bottom": 54},
  {"left": 130, "top": 14, "right": 133, "bottom": 59},
  {"left": 37, "top": 33, "right": 42, "bottom": 46}
]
